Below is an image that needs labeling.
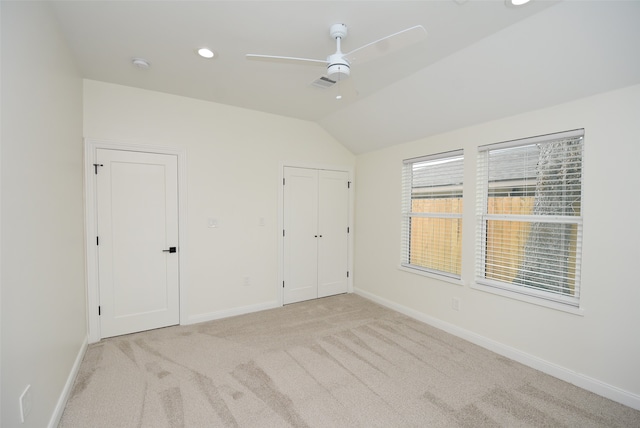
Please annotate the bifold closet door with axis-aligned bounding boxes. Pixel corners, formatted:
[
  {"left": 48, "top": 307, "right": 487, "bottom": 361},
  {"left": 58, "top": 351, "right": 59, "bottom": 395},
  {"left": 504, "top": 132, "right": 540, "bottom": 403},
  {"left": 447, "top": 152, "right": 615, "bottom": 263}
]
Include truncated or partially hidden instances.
[{"left": 283, "top": 167, "right": 349, "bottom": 305}]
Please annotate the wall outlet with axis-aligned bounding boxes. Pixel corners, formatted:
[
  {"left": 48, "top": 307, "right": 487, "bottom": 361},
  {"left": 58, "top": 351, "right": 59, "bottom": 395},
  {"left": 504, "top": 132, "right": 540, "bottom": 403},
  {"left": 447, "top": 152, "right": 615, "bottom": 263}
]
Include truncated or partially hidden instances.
[
  {"left": 452, "top": 297, "right": 460, "bottom": 311},
  {"left": 243, "top": 276, "right": 250, "bottom": 286},
  {"left": 19, "top": 384, "right": 32, "bottom": 423}
]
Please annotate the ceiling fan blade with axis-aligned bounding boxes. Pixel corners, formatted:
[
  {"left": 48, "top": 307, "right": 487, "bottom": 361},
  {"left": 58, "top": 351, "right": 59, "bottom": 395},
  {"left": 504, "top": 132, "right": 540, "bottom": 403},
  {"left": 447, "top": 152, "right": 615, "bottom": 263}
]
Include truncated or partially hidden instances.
[
  {"left": 246, "top": 54, "right": 328, "bottom": 67},
  {"left": 344, "top": 25, "right": 427, "bottom": 64}
]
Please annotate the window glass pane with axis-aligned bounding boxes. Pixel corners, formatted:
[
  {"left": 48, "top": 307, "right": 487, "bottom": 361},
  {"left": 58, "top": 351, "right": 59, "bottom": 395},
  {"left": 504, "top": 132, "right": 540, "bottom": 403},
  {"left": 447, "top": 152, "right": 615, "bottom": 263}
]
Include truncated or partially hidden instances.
[
  {"left": 409, "top": 215, "right": 462, "bottom": 275},
  {"left": 484, "top": 219, "right": 532, "bottom": 283},
  {"left": 476, "top": 130, "right": 583, "bottom": 306},
  {"left": 488, "top": 196, "right": 534, "bottom": 216},
  {"left": 412, "top": 197, "right": 463, "bottom": 214},
  {"left": 412, "top": 155, "right": 464, "bottom": 203},
  {"left": 488, "top": 140, "right": 582, "bottom": 217},
  {"left": 484, "top": 219, "right": 578, "bottom": 296},
  {"left": 403, "top": 151, "right": 463, "bottom": 278}
]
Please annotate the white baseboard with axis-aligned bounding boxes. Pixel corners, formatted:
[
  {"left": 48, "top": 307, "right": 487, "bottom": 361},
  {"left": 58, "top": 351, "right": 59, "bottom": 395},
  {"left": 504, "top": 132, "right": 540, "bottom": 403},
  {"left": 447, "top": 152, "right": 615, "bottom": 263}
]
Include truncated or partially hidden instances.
[
  {"left": 48, "top": 335, "right": 89, "bottom": 428},
  {"left": 354, "top": 288, "right": 640, "bottom": 411},
  {"left": 186, "top": 300, "right": 280, "bottom": 325}
]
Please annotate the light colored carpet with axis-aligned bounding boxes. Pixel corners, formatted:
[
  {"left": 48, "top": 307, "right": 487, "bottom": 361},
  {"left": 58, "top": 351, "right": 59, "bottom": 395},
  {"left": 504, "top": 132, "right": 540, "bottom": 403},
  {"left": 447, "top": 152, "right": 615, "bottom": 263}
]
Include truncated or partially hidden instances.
[{"left": 59, "top": 294, "right": 640, "bottom": 427}]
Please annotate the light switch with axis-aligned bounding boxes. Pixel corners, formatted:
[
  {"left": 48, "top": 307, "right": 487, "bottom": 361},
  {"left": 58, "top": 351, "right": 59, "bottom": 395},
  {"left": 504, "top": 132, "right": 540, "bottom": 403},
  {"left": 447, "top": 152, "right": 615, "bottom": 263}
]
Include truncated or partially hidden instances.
[{"left": 207, "top": 218, "right": 218, "bottom": 228}]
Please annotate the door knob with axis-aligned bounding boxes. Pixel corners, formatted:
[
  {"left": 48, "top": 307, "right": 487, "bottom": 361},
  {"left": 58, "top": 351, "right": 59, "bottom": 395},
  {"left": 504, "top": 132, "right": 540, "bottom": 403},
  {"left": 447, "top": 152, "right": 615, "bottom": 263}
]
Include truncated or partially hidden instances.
[{"left": 163, "top": 247, "right": 177, "bottom": 253}]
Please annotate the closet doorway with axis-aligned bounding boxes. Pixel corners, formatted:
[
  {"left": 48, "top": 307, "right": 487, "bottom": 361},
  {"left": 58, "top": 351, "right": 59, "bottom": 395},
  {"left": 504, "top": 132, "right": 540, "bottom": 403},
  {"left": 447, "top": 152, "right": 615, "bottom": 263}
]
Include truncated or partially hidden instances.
[{"left": 282, "top": 166, "right": 351, "bottom": 304}]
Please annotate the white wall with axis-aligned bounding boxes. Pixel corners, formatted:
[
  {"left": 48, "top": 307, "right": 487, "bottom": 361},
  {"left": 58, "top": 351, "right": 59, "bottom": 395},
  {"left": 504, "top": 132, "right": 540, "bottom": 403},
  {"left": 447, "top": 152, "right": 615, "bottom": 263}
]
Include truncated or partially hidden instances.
[
  {"left": 3, "top": 1, "right": 636, "bottom": 422},
  {"left": 83, "top": 80, "right": 355, "bottom": 322},
  {"left": 354, "top": 83, "right": 640, "bottom": 409},
  {"left": 1, "top": 2, "right": 87, "bottom": 427}
]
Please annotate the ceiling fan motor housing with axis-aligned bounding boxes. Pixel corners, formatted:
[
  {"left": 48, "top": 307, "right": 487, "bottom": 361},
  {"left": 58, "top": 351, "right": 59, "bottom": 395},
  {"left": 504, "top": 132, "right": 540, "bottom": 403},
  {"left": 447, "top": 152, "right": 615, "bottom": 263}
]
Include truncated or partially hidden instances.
[{"left": 327, "top": 54, "right": 350, "bottom": 79}]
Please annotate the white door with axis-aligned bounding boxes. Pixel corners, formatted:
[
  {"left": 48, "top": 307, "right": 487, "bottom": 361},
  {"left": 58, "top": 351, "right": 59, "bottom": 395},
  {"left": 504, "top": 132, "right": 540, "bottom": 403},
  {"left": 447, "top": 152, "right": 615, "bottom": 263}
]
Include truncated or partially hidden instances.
[
  {"left": 283, "top": 167, "right": 319, "bottom": 304},
  {"left": 96, "top": 149, "right": 180, "bottom": 338},
  {"left": 283, "top": 167, "right": 349, "bottom": 304},
  {"left": 317, "top": 170, "right": 349, "bottom": 298}
]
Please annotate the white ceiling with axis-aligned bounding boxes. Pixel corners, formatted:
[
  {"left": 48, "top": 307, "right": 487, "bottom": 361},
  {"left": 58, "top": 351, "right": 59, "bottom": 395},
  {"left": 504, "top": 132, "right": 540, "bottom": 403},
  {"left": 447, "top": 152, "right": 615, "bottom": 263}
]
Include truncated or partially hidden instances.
[{"left": 50, "top": 1, "right": 640, "bottom": 154}]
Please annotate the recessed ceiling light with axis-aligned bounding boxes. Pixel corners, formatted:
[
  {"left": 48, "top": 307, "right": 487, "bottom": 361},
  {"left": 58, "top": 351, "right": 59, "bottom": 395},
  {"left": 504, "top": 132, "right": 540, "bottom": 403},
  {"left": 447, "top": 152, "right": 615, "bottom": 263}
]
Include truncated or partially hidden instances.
[
  {"left": 506, "top": 0, "right": 531, "bottom": 6},
  {"left": 132, "top": 58, "right": 150, "bottom": 70},
  {"left": 197, "top": 48, "right": 215, "bottom": 59}
]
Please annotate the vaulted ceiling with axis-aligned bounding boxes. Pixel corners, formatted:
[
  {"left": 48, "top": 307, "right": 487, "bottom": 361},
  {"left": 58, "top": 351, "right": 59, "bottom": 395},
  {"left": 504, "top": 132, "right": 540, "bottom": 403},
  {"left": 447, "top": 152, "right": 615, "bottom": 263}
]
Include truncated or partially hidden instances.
[{"left": 51, "top": 1, "right": 640, "bottom": 154}]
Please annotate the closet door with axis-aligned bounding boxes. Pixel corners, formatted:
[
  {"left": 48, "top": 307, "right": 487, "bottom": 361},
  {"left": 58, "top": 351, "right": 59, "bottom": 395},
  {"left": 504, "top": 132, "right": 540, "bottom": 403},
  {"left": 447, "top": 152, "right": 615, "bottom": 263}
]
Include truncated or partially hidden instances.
[
  {"left": 317, "top": 170, "right": 349, "bottom": 298},
  {"left": 283, "top": 167, "right": 319, "bottom": 304},
  {"left": 283, "top": 167, "right": 349, "bottom": 305}
]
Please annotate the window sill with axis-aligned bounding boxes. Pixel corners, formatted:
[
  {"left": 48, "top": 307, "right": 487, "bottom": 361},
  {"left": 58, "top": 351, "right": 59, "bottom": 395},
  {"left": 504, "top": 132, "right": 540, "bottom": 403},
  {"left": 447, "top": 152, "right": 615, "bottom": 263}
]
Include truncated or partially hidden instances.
[
  {"left": 470, "top": 281, "right": 585, "bottom": 316},
  {"left": 398, "top": 265, "right": 465, "bottom": 286}
]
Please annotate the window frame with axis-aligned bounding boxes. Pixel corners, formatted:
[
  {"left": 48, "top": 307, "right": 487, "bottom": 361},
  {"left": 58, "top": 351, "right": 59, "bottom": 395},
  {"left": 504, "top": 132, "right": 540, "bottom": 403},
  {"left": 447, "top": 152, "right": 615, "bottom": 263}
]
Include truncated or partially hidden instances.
[
  {"left": 475, "top": 129, "right": 584, "bottom": 308},
  {"left": 401, "top": 149, "right": 464, "bottom": 280}
]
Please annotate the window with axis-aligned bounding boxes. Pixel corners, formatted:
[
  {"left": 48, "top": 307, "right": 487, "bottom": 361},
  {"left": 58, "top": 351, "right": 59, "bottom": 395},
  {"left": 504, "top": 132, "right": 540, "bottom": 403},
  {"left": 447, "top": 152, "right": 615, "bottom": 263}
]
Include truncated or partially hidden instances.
[
  {"left": 476, "top": 129, "right": 584, "bottom": 306},
  {"left": 402, "top": 150, "right": 464, "bottom": 278}
]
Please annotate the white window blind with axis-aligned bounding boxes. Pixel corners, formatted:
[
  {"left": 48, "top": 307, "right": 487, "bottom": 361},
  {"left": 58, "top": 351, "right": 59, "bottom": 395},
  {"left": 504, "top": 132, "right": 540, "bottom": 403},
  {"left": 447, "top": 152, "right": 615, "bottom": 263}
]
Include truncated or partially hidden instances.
[
  {"left": 476, "top": 129, "right": 584, "bottom": 306},
  {"left": 402, "top": 150, "right": 464, "bottom": 278}
]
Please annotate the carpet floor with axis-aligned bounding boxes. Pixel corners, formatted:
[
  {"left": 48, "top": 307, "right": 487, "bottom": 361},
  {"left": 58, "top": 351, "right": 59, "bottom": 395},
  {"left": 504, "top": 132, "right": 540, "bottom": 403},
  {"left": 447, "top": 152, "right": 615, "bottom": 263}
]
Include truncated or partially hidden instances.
[{"left": 59, "top": 294, "right": 640, "bottom": 427}]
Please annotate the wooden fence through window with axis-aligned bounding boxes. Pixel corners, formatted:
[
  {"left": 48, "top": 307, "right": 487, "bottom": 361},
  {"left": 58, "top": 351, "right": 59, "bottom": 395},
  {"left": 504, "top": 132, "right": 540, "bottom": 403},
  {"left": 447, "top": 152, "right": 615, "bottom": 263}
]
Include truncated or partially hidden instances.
[{"left": 409, "top": 197, "right": 534, "bottom": 279}]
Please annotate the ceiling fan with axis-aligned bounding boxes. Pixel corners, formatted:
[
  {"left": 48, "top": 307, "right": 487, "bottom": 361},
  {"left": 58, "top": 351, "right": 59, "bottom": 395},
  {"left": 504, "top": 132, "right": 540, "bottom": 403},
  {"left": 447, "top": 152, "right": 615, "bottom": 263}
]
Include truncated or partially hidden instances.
[{"left": 246, "top": 23, "right": 427, "bottom": 89}]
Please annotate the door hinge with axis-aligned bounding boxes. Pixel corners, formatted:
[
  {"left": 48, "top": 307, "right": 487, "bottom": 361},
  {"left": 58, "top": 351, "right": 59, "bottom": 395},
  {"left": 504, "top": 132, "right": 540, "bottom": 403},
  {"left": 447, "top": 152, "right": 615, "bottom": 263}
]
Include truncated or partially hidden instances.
[
  {"left": 347, "top": 271, "right": 350, "bottom": 278},
  {"left": 96, "top": 236, "right": 99, "bottom": 245},
  {"left": 93, "top": 163, "right": 104, "bottom": 175},
  {"left": 348, "top": 181, "right": 351, "bottom": 189},
  {"left": 98, "top": 306, "right": 101, "bottom": 316},
  {"left": 283, "top": 178, "right": 285, "bottom": 185},
  {"left": 283, "top": 281, "right": 285, "bottom": 288},
  {"left": 283, "top": 229, "right": 285, "bottom": 237},
  {"left": 347, "top": 227, "right": 350, "bottom": 234}
]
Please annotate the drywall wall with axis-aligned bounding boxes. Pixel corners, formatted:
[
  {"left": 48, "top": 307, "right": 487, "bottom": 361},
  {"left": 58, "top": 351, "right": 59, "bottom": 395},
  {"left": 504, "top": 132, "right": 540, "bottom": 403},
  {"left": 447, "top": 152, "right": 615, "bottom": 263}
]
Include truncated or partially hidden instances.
[
  {"left": 353, "top": 83, "right": 640, "bottom": 408},
  {"left": 83, "top": 80, "right": 355, "bottom": 322},
  {"left": 1, "top": 2, "right": 87, "bottom": 427}
]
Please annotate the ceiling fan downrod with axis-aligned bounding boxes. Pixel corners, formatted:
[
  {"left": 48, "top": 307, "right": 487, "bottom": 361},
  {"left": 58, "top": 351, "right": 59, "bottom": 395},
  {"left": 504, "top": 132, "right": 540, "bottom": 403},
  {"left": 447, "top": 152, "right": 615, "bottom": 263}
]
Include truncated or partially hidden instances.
[{"left": 327, "top": 23, "right": 350, "bottom": 79}]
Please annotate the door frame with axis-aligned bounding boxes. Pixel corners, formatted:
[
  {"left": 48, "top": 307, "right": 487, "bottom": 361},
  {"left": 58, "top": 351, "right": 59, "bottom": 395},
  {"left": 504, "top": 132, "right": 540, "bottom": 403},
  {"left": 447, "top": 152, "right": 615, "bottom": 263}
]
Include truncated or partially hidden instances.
[
  {"left": 278, "top": 161, "right": 354, "bottom": 307},
  {"left": 84, "top": 139, "right": 188, "bottom": 343}
]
